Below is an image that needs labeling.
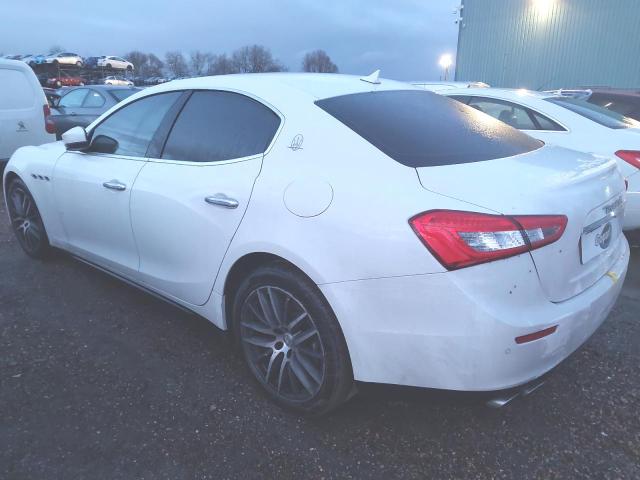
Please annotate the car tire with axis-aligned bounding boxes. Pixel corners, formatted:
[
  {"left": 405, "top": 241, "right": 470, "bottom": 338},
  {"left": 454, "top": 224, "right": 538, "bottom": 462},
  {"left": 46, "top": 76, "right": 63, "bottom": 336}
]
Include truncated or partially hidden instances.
[
  {"left": 126, "top": 65, "right": 133, "bottom": 71},
  {"left": 6, "top": 178, "right": 52, "bottom": 260},
  {"left": 52, "top": 60, "right": 58, "bottom": 65},
  {"left": 106, "top": 64, "right": 112, "bottom": 69},
  {"left": 232, "top": 262, "right": 354, "bottom": 415}
]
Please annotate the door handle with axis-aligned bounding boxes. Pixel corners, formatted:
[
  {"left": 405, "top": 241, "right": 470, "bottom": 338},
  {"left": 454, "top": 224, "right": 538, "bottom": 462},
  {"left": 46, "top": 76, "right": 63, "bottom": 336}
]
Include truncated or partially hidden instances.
[
  {"left": 103, "top": 180, "right": 127, "bottom": 191},
  {"left": 205, "top": 194, "right": 239, "bottom": 209}
]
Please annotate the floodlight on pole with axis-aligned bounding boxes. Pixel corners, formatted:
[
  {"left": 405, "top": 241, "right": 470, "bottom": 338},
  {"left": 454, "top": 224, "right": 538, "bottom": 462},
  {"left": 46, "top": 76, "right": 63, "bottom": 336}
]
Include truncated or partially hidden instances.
[
  {"left": 439, "top": 54, "right": 453, "bottom": 81},
  {"left": 532, "top": 0, "right": 555, "bottom": 21}
]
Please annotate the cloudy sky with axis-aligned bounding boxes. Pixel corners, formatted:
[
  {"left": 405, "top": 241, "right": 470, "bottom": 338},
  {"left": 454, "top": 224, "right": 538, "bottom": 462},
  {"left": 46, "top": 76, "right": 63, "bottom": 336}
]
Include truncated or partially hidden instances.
[{"left": 2, "top": 0, "right": 458, "bottom": 80}]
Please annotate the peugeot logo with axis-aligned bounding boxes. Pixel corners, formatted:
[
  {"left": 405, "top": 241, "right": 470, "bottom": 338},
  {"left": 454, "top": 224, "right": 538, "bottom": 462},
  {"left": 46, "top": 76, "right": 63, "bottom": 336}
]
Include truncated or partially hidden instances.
[
  {"left": 595, "top": 222, "right": 612, "bottom": 250},
  {"left": 288, "top": 134, "right": 304, "bottom": 151}
]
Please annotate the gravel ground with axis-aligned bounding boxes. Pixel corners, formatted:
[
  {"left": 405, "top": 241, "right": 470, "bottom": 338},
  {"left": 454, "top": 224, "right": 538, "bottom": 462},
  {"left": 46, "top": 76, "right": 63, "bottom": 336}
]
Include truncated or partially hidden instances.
[{"left": 1, "top": 178, "right": 639, "bottom": 479}]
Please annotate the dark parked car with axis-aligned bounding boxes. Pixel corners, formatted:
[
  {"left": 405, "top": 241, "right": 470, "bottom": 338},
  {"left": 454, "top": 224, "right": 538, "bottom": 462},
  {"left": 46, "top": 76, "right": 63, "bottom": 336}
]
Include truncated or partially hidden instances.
[
  {"left": 50, "top": 85, "right": 140, "bottom": 139},
  {"left": 586, "top": 89, "right": 640, "bottom": 121},
  {"left": 42, "top": 87, "right": 61, "bottom": 107},
  {"left": 84, "top": 56, "right": 103, "bottom": 69}
]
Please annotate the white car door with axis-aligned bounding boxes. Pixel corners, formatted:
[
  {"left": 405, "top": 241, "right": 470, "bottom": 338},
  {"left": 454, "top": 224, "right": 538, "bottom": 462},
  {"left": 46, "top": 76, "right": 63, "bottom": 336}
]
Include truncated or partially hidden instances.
[
  {"left": 130, "top": 90, "right": 282, "bottom": 305},
  {"left": 53, "top": 91, "right": 183, "bottom": 276}
]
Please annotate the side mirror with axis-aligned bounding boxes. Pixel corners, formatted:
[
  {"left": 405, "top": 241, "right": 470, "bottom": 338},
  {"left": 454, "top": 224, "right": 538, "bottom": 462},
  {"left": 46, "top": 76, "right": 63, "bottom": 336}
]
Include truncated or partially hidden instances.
[
  {"left": 90, "top": 135, "right": 119, "bottom": 154},
  {"left": 61, "top": 126, "right": 89, "bottom": 151}
]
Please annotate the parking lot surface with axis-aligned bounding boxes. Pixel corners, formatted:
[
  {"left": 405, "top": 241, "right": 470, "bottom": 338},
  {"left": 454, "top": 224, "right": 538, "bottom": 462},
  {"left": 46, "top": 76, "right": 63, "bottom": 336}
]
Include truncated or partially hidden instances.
[{"left": 1, "top": 180, "right": 639, "bottom": 479}]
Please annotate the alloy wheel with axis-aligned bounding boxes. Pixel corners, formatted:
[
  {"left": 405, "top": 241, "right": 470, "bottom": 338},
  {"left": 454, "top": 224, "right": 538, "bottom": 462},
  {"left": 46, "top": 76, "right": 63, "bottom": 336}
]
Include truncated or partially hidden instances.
[
  {"left": 8, "top": 185, "right": 45, "bottom": 254},
  {"left": 239, "top": 286, "right": 326, "bottom": 402}
]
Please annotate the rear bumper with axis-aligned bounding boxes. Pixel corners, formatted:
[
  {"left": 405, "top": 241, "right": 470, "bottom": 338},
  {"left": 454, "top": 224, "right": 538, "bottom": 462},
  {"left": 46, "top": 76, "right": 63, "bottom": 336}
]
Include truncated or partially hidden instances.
[{"left": 320, "top": 238, "right": 629, "bottom": 391}]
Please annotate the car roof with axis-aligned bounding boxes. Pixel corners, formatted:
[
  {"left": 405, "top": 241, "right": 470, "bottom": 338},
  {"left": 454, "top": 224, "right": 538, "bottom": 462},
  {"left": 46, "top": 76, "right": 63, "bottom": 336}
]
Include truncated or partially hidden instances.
[
  {"left": 96, "top": 85, "right": 138, "bottom": 90},
  {"left": 412, "top": 81, "right": 490, "bottom": 89},
  {"left": 440, "top": 87, "right": 553, "bottom": 99},
  {"left": 141, "top": 73, "right": 417, "bottom": 108},
  {"left": 69, "top": 84, "right": 137, "bottom": 91},
  {"left": 0, "top": 58, "right": 35, "bottom": 72}
]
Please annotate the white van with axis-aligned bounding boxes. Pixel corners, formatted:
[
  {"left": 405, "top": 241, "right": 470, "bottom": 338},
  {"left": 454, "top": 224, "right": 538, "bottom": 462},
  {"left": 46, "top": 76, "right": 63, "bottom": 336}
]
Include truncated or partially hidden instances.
[{"left": 0, "top": 59, "right": 55, "bottom": 162}]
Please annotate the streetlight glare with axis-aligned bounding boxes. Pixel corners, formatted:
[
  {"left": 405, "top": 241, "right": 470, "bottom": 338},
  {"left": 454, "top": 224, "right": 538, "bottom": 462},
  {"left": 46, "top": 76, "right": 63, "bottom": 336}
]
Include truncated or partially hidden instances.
[
  {"left": 438, "top": 54, "right": 453, "bottom": 81},
  {"left": 532, "top": 0, "right": 555, "bottom": 17},
  {"left": 439, "top": 54, "right": 453, "bottom": 69}
]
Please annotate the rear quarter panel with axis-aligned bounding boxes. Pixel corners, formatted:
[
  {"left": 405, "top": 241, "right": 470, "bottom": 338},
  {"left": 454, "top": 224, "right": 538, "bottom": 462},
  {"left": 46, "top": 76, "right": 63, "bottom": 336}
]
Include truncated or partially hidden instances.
[{"left": 213, "top": 103, "right": 496, "bottom": 303}]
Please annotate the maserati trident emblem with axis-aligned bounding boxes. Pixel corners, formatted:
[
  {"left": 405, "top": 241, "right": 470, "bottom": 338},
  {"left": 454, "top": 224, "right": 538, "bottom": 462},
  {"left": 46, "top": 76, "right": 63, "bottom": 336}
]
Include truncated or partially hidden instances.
[
  {"left": 595, "top": 222, "right": 612, "bottom": 250},
  {"left": 288, "top": 134, "right": 304, "bottom": 151}
]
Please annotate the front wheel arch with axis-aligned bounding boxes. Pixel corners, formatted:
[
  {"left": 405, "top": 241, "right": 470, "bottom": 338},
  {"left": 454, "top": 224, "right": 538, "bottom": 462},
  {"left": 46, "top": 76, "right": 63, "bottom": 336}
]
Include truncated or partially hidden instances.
[
  {"left": 5, "top": 175, "right": 51, "bottom": 258},
  {"left": 4, "top": 170, "right": 19, "bottom": 187}
]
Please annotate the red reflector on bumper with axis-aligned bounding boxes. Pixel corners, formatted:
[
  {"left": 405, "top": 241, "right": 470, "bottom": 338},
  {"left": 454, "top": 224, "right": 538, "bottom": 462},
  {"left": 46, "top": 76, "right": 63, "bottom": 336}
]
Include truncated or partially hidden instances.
[{"left": 515, "top": 326, "right": 558, "bottom": 344}]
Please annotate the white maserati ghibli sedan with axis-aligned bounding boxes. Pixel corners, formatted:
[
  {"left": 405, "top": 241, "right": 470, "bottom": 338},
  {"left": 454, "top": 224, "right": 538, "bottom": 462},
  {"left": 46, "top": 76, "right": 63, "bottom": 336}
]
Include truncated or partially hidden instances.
[
  {"left": 434, "top": 87, "right": 640, "bottom": 231},
  {"left": 3, "top": 74, "right": 630, "bottom": 414}
]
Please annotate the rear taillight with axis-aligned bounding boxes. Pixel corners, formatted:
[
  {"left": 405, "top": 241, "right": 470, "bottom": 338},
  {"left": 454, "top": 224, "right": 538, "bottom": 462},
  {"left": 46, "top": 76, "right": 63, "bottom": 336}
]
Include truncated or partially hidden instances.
[
  {"left": 615, "top": 150, "right": 640, "bottom": 169},
  {"left": 43, "top": 104, "right": 55, "bottom": 134},
  {"left": 409, "top": 210, "right": 567, "bottom": 270}
]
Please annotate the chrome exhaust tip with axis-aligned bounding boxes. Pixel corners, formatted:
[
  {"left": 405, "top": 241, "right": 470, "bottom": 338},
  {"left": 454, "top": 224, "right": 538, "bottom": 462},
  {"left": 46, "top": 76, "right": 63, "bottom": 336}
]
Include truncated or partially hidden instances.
[{"left": 486, "top": 379, "right": 546, "bottom": 408}]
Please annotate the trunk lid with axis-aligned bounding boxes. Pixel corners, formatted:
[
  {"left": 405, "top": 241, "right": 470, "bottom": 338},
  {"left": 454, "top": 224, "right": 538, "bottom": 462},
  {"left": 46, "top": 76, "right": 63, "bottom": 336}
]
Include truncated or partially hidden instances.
[{"left": 416, "top": 145, "right": 626, "bottom": 302}]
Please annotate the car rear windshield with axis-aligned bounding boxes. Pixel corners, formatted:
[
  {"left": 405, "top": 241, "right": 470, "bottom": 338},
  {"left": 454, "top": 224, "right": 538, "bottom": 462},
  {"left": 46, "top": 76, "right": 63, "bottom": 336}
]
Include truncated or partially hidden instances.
[
  {"left": 545, "top": 96, "right": 640, "bottom": 129},
  {"left": 315, "top": 90, "right": 542, "bottom": 168}
]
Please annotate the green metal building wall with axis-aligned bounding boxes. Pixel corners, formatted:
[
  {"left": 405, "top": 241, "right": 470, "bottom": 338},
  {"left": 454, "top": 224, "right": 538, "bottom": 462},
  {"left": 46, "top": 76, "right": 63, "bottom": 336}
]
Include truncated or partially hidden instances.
[{"left": 455, "top": 0, "right": 640, "bottom": 89}]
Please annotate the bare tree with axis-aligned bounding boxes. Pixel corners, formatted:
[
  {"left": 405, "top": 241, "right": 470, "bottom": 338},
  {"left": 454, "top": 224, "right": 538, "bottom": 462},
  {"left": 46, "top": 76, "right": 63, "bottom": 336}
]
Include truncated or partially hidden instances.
[
  {"left": 207, "top": 53, "right": 238, "bottom": 75},
  {"left": 165, "top": 51, "right": 189, "bottom": 78},
  {"left": 189, "top": 50, "right": 213, "bottom": 77},
  {"left": 125, "top": 51, "right": 148, "bottom": 73},
  {"left": 48, "top": 45, "right": 65, "bottom": 55},
  {"left": 231, "top": 45, "right": 286, "bottom": 73},
  {"left": 146, "top": 53, "right": 164, "bottom": 77},
  {"left": 302, "top": 50, "right": 338, "bottom": 73},
  {"left": 124, "top": 51, "right": 164, "bottom": 77}
]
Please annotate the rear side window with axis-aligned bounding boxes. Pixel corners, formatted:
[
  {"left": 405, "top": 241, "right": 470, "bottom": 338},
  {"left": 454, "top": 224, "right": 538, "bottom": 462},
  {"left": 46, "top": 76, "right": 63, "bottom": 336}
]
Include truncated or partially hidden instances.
[
  {"left": 83, "top": 90, "right": 106, "bottom": 108},
  {"left": 315, "top": 90, "right": 542, "bottom": 168},
  {"left": 90, "top": 92, "right": 181, "bottom": 157},
  {"left": 110, "top": 89, "right": 138, "bottom": 102},
  {"left": 0, "top": 69, "right": 35, "bottom": 109},
  {"left": 448, "top": 95, "right": 470, "bottom": 104},
  {"left": 530, "top": 111, "right": 565, "bottom": 131},
  {"left": 59, "top": 88, "right": 89, "bottom": 108},
  {"left": 161, "top": 91, "right": 281, "bottom": 163},
  {"left": 546, "top": 97, "right": 640, "bottom": 129},
  {"left": 468, "top": 97, "right": 537, "bottom": 129}
]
